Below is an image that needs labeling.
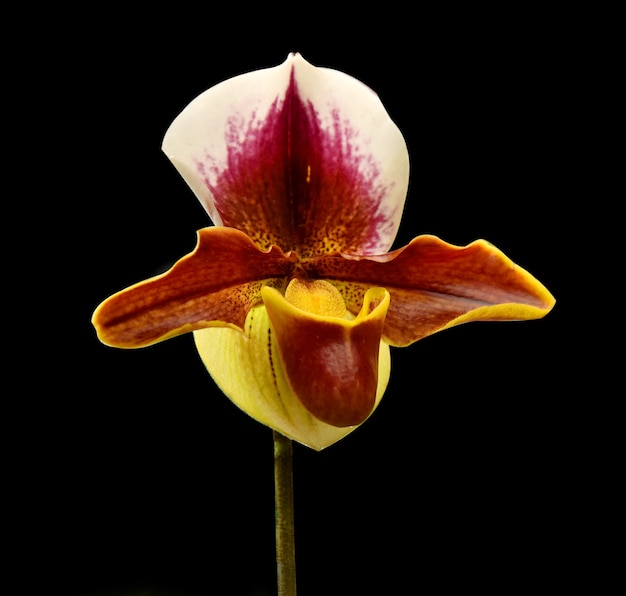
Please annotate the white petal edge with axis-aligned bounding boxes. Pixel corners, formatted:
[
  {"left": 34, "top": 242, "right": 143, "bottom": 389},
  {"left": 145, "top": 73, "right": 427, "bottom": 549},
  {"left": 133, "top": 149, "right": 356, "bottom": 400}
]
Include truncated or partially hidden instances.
[
  {"left": 162, "top": 57, "right": 292, "bottom": 225},
  {"left": 291, "top": 54, "right": 410, "bottom": 253}
]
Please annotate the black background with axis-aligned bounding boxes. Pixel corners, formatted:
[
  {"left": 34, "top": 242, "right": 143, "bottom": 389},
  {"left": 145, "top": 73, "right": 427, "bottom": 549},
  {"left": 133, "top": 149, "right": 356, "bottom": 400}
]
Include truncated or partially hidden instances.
[{"left": 20, "top": 7, "right": 600, "bottom": 596}]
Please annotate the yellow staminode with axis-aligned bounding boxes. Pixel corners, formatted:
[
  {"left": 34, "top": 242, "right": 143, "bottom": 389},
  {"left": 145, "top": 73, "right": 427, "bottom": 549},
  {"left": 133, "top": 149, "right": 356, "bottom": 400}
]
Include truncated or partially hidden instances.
[{"left": 284, "top": 279, "right": 347, "bottom": 318}]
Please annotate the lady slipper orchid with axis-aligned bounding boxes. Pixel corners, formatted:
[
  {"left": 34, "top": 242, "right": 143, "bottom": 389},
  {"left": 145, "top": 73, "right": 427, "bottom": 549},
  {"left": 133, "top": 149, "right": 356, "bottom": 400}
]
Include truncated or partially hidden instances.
[{"left": 92, "top": 53, "right": 555, "bottom": 450}]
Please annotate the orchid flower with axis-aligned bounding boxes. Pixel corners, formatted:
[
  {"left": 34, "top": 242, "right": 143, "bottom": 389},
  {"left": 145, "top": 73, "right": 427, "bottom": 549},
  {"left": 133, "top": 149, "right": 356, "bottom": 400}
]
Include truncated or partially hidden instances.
[{"left": 92, "top": 53, "right": 555, "bottom": 450}]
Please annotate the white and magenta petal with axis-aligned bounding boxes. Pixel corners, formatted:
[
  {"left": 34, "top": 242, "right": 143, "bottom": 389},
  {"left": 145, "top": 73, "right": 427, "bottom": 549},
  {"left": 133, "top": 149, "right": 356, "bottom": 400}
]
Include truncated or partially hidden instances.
[{"left": 162, "top": 53, "right": 409, "bottom": 256}]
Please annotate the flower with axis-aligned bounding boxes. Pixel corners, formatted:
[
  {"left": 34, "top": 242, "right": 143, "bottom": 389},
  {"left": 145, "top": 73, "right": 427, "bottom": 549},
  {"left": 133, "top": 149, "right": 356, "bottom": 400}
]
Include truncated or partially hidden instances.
[{"left": 92, "top": 53, "right": 555, "bottom": 450}]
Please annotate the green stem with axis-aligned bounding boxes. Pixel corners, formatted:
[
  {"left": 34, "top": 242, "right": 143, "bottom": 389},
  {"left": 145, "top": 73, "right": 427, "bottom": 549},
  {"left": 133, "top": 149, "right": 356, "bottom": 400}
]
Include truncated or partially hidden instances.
[{"left": 274, "top": 430, "right": 297, "bottom": 596}]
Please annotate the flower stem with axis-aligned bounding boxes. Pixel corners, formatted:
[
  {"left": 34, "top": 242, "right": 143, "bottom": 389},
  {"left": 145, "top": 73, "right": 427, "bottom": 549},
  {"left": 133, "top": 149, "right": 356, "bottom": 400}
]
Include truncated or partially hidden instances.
[{"left": 274, "top": 430, "right": 297, "bottom": 596}]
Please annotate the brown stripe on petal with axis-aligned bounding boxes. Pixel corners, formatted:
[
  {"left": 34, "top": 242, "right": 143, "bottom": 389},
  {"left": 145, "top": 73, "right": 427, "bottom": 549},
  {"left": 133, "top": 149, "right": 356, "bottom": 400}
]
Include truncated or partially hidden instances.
[
  {"left": 92, "top": 227, "right": 297, "bottom": 348},
  {"left": 303, "top": 235, "right": 555, "bottom": 346}
]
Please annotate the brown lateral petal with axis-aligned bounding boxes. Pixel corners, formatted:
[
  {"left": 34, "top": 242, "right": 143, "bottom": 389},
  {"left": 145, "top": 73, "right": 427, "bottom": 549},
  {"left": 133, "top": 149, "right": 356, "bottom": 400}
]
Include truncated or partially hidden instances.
[
  {"left": 261, "top": 286, "right": 390, "bottom": 427},
  {"left": 303, "top": 235, "right": 556, "bottom": 346},
  {"left": 92, "top": 227, "right": 297, "bottom": 348}
]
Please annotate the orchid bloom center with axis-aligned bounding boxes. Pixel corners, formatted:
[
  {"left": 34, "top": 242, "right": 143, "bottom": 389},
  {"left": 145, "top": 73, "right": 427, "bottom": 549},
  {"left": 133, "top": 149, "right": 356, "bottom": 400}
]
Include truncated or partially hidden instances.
[{"left": 284, "top": 279, "right": 347, "bottom": 319}]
